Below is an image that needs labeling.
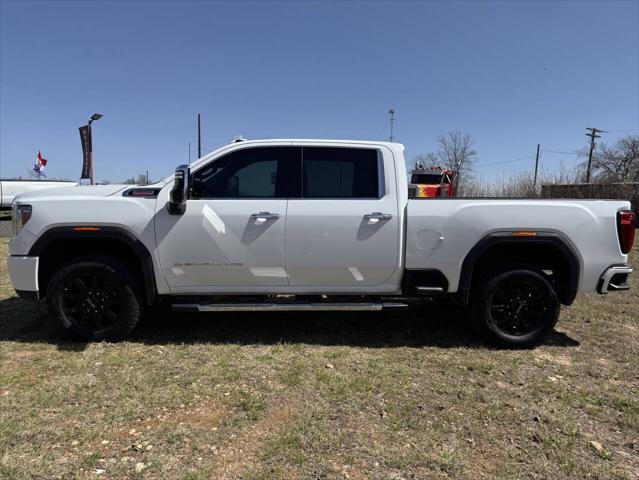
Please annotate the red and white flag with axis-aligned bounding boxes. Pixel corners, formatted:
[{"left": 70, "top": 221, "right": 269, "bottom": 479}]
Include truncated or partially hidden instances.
[
  {"left": 33, "top": 151, "right": 47, "bottom": 178},
  {"left": 37, "top": 151, "right": 48, "bottom": 167}
]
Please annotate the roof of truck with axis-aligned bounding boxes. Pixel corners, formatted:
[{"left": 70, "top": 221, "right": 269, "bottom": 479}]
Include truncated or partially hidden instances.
[
  {"left": 158, "top": 139, "right": 406, "bottom": 184},
  {"left": 223, "top": 138, "right": 404, "bottom": 148},
  {"left": 190, "top": 138, "right": 405, "bottom": 168}
]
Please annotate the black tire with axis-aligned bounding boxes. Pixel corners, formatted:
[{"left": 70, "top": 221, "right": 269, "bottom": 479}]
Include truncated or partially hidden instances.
[
  {"left": 470, "top": 268, "right": 559, "bottom": 348},
  {"left": 46, "top": 256, "right": 143, "bottom": 341}
]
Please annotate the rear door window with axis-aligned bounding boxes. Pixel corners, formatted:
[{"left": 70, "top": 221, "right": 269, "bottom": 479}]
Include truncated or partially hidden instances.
[{"left": 302, "top": 147, "right": 381, "bottom": 198}]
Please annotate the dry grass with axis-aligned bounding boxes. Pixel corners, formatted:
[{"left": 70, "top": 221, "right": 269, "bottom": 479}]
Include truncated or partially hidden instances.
[{"left": 1, "top": 236, "right": 638, "bottom": 479}]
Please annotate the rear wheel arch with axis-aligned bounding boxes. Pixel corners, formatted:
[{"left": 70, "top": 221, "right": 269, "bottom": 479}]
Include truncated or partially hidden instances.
[
  {"left": 457, "top": 232, "right": 580, "bottom": 306},
  {"left": 31, "top": 226, "right": 157, "bottom": 305}
]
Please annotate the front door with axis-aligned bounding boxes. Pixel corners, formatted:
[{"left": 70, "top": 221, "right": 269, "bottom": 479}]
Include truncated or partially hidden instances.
[
  {"left": 155, "top": 145, "right": 294, "bottom": 292},
  {"left": 285, "top": 145, "right": 401, "bottom": 288}
]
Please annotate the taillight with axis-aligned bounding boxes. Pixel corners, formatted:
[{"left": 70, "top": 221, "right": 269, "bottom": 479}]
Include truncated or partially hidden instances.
[{"left": 617, "top": 210, "right": 636, "bottom": 254}]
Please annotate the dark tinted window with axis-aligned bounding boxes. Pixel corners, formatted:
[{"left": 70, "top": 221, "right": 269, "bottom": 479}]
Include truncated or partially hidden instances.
[
  {"left": 191, "top": 147, "right": 291, "bottom": 198},
  {"left": 302, "top": 147, "right": 380, "bottom": 198},
  {"left": 411, "top": 173, "right": 446, "bottom": 184}
]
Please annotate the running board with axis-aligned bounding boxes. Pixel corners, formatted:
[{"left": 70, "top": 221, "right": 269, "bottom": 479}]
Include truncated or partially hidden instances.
[
  {"left": 172, "top": 301, "right": 409, "bottom": 313},
  {"left": 414, "top": 286, "right": 444, "bottom": 294}
]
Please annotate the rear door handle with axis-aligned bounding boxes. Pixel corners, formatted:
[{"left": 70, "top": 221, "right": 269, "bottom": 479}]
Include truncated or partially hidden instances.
[
  {"left": 364, "top": 212, "right": 393, "bottom": 220},
  {"left": 251, "top": 211, "right": 280, "bottom": 221}
]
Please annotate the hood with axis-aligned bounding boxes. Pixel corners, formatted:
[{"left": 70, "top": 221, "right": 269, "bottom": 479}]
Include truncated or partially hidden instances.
[{"left": 14, "top": 184, "right": 129, "bottom": 203}]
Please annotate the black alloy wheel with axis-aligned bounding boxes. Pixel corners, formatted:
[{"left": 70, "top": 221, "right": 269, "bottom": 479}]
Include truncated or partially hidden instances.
[
  {"left": 60, "top": 269, "right": 124, "bottom": 332},
  {"left": 489, "top": 276, "right": 548, "bottom": 336},
  {"left": 470, "top": 269, "right": 560, "bottom": 348},
  {"left": 47, "top": 256, "right": 142, "bottom": 341}
]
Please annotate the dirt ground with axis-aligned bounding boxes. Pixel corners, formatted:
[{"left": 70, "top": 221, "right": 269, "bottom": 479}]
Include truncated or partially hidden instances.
[{"left": 1, "top": 236, "right": 637, "bottom": 479}]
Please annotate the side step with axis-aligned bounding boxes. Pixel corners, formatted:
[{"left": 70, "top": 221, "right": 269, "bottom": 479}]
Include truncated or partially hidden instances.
[
  {"left": 414, "top": 286, "right": 444, "bottom": 294},
  {"left": 172, "top": 302, "right": 409, "bottom": 313}
]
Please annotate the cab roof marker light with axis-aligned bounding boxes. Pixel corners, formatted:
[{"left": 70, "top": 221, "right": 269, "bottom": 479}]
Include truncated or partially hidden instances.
[{"left": 512, "top": 231, "right": 537, "bottom": 237}]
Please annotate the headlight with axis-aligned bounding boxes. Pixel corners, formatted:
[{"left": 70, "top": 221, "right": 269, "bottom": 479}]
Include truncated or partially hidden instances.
[{"left": 11, "top": 204, "right": 32, "bottom": 237}]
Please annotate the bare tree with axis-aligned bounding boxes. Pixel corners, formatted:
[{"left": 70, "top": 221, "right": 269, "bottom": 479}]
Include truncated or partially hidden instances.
[
  {"left": 585, "top": 135, "right": 639, "bottom": 183},
  {"left": 122, "top": 174, "right": 150, "bottom": 185},
  {"left": 436, "top": 131, "right": 477, "bottom": 193}
]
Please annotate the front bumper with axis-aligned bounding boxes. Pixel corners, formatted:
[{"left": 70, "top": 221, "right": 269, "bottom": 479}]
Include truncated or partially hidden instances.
[
  {"left": 7, "top": 255, "right": 39, "bottom": 300},
  {"left": 597, "top": 264, "right": 633, "bottom": 294}
]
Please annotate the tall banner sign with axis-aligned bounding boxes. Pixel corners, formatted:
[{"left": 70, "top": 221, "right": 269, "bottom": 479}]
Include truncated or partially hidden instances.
[{"left": 79, "top": 125, "right": 93, "bottom": 182}]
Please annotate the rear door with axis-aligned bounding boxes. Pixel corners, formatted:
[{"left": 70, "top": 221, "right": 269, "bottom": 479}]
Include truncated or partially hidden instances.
[{"left": 285, "top": 144, "right": 401, "bottom": 289}]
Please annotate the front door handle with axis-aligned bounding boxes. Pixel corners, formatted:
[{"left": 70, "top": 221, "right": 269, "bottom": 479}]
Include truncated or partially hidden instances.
[
  {"left": 364, "top": 212, "right": 393, "bottom": 221},
  {"left": 251, "top": 211, "right": 280, "bottom": 221}
]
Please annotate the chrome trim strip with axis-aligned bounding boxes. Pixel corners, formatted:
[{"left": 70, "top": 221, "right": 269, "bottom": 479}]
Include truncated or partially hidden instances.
[{"left": 415, "top": 286, "right": 445, "bottom": 293}]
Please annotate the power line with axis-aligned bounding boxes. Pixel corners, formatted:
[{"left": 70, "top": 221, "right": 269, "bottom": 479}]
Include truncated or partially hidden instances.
[
  {"left": 475, "top": 165, "right": 533, "bottom": 173},
  {"left": 477, "top": 155, "right": 534, "bottom": 168},
  {"left": 600, "top": 129, "right": 639, "bottom": 134},
  {"left": 541, "top": 149, "right": 577, "bottom": 155}
]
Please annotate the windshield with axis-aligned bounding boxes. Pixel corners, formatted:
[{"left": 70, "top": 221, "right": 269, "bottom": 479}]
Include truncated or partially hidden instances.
[{"left": 411, "top": 173, "right": 446, "bottom": 184}]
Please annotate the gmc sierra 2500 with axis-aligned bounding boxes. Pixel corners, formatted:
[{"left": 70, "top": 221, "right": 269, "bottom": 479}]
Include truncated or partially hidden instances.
[{"left": 7, "top": 139, "right": 635, "bottom": 347}]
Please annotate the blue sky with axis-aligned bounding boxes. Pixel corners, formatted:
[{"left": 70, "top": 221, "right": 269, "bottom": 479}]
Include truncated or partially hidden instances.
[{"left": 1, "top": 0, "right": 637, "bottom": 183}]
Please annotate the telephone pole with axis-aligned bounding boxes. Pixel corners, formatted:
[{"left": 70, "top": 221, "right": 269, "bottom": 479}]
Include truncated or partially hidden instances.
[
  {"left": 585, "top": 127, "right": 606, "bottom": 183},
  {"left": 388, "top": 108, "right": 396, "bottom": 142},
  {"left": 533, "top": 143, "right": 541, "bottom": 190},
  {"left": 197, "top": 113, "right": 202, "bottom": 159}
]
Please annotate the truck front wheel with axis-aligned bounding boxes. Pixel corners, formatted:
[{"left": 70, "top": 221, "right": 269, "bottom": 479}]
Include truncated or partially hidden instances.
[
  {"left": 46, "top": 256, "right": 142, "bottom": 342},
  {"left": 470, "top": 269, "right": 559, "bottom": 348}
]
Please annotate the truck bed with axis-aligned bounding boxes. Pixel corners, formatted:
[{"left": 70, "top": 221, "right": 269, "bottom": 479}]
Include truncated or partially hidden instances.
[{"left": 405, "top": 198, "right": 630, "bottom": 293}]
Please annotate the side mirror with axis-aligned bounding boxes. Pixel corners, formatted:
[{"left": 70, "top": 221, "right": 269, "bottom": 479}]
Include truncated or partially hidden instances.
[{"left": 167, "top": 164, "right": 190, "bottom": 215}]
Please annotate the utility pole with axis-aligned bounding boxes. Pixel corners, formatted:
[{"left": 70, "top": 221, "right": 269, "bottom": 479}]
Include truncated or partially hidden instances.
[
  {"left": 388, "top": 108, "right": 396, "bottom": 142},
  {"left": 533, "top": 143, "right": 541, "bottom": 191},
  {"left": 188, "top": 142, "right": 191, "bottom": 164},
  {"left": 197, "top": 113, "right": 202, "bottom": 159},
  {"left": 585, "top": 127, "right": 606, "bottom": 183},
  {"left": 146, "top": 169, "right": 149, "bottom": 185}
]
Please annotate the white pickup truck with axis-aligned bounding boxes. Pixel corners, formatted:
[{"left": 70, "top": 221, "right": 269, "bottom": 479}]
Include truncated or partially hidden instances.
[
  {"left": 1, "top": 179, "right": 77, "bottom": 211},
  {"left": 7, "top": 139, "right": 636, "bottom": 347}
]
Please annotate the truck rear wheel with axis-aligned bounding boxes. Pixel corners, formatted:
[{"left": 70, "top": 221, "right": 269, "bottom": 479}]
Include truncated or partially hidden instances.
[
  {"left": 46, "top": 256, "right": 142, "bottom": 342},
  {"left": 470, "top": 269, "right": 559, "bottom": 348}
]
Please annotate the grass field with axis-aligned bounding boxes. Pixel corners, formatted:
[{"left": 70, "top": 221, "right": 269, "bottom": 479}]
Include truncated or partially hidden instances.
[{"left": 1, "top": 236, "right": 638, "bottom": 479}]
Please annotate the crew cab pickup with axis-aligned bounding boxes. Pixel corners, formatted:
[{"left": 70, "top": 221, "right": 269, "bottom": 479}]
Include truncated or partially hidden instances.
[
  {"left": 7, "top": 139, "right": 636, "bottom": 347},
  {"left": 1, "top": 179, "right": 78, "bottom": 211}
]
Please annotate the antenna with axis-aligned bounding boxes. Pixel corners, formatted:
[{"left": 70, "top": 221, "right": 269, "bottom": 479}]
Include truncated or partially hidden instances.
[{"left": 388, "top": 108, "right": 396, "bottom": 142}]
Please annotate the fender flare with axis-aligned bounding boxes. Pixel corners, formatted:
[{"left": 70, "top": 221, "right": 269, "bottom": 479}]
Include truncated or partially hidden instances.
[
  {"left": 456, "top": 231, "right": 580, "bottom": 306},
  {"left": 29, "top": 226, "right": 157, "bottom": 305}
]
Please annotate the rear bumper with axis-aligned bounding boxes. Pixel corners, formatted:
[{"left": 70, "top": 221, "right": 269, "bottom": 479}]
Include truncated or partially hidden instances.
[
  {"left": 597, "top": 264, "right": 633, "bottom": 294},
  {"left": 7, "top": 255, "right": 39, "bottom": 300}
]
